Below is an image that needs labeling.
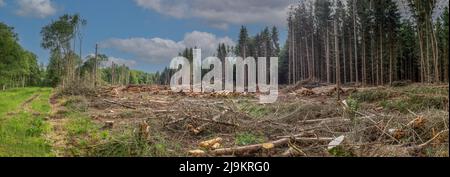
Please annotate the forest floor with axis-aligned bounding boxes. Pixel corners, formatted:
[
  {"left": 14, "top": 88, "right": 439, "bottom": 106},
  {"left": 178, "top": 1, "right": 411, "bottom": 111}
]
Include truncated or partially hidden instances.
[
  {"left": 1, "top": 84, "right": 448, "bottom": 157},
  {"left": 47, "top": 83, "right": 449, "bottom": 157}
]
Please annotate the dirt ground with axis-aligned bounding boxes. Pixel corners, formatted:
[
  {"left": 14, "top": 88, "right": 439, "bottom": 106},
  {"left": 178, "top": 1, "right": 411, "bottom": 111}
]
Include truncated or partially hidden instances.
[{"left": 50, "top": 83, "right": 449, "bottom": 157}]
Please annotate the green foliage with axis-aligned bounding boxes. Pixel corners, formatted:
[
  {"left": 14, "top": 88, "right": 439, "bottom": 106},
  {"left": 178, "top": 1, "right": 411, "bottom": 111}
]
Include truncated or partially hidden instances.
[
  {"left": 101, "top": 64, "right": 159, "bottom": 85},
  {"left": 346, "top": 98, "right": 360, "bottom": 118},
  {"left": 0, "top": 23, "right": 43, "bottom": 89},
  {"left": 238, "top": 101, "right": 273, "bottom": 118},
  {"left": 235, "top": 132, "right": 265, "bottom": 146},
  {"left": 30, "top": 89, "right": 52, "bottom": 113},
  {"left": 26, "top": 118, "right": 46, "bottom": 137},
  {"left": 328, "top": 146, "right": 354, "bottom": 157},
  {"left": 350, "top": 90, "right": 392, "bottom": 103},
  {"left": 41, "top": 14, "right": 86, "bottom": 87},
  {"left": 66, "top": 114, "right": 98, "bottom": 136},
  {"left": 0, "top": 87, "right": 42, "bottom": 115},
  {"left": 85, "top": 130, "right": 182, "bottom": 157},
  {"left": 87, "top": 130, "right": 151, "bottom": 157},
  {"left": 381, "top": 95, "right": 448, "bottom": 113}
]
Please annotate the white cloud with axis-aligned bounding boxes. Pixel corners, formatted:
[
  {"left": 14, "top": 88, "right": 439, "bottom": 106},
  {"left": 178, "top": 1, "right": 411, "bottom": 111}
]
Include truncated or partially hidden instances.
[
  {"left": 15, "top": 0, "right": 57, "bottom": 18},
  {"left": 100, "top": 31, "right": 235, "bottom": 63},
  {"left": 134, "top": 0, "right": 294, "bottom": 29},
  {"left": 0, "top": 0, "right": 5, "bottom": 7}
]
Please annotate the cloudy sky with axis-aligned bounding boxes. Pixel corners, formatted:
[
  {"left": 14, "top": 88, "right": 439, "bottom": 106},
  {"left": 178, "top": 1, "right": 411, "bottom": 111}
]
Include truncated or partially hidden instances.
[
  {"left": 0, "top": 0, "right": 448, "bottom": 72},
  {"left": 0, "top": 0, "right": 294, "bottom": 72}
]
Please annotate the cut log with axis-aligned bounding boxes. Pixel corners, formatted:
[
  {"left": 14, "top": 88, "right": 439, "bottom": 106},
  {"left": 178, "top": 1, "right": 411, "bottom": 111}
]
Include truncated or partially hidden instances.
[{"left": 210, "top": 137, "right": 333, "bottom": 156}]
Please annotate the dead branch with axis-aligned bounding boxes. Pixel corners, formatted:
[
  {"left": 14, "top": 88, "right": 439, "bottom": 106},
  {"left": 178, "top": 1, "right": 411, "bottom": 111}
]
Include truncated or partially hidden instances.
[
  {"left": 299, "top": 117, "right": 351, "bottom": 124},
  {"left": 210, "top": 137, "right": 333, "bottom": 156},
  {"left": 195, "top": 117, "right": 239, "bottom": 127},
  {"left": 103, "top": 99, "right": 137, "bottom": 109},
  {"left": 417, "top": 129, "right": 449, "bottom": 149},
  {"left": 165, "top": 117, "right": 187, "bottom": 126},
  {"left": 151, "top": 109, "right": 176, "bottom": 113},
  {"left": 194, "top": 110, "right": 229, "bottom": 134}
]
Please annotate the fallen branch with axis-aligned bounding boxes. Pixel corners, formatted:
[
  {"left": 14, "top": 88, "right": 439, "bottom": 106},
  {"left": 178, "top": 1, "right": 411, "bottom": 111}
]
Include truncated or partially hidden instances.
[
  {"left": 152, "top": 109, "right": 176, "bottom": 113},
  {"left": 148, "top": 100, "right": 171, "bottom": 104},
  {"left": 194, "top": 110, "right": 229, "bottom": 134},
  {"left": 417, "top": 129, "right": 449, "bottom": 149},
  {"left": 165, "top": 117, "right": 187, "bottom": 126},
  {"left": 188, "top": 110, "right": 237, "bottom": 127},
  {"left": 258, "top": 105, "right": 303, "bottom": 123},
  {"left": 195, "top": 117, "right": 239, "bottom": 127},
  {"left": 210, "top": 137, "right": 333, "bottom": 156},
  {"left": 356, "top": 111, "right": 401, "bottom": 144},
  {"left": 103, "top": 99, "right": 137, "bottom": 109},
  {"left": 299, "top": 117, "right": 350, "bottom": 124}
]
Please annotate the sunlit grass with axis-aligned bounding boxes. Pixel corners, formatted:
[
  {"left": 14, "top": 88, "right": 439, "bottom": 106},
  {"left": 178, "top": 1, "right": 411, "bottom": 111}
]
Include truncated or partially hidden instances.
[{"left": 0, "top": 87, "right": 54, "bottom": 157}]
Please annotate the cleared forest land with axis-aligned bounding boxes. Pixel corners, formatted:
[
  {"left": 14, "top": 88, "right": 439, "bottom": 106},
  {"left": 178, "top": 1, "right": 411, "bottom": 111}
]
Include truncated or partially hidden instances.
[{"left": 41, "top": 83, "right": 448, "bottom": 157}]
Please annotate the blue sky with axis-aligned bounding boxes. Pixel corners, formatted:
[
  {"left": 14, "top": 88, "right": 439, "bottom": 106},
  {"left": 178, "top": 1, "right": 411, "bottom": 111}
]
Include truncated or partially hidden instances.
[
  {"left": 0, "top": 0, "right": 291, "bottom": 72},
  {"left": 2, "top": 0, "right": 447, "bottom": 73}
]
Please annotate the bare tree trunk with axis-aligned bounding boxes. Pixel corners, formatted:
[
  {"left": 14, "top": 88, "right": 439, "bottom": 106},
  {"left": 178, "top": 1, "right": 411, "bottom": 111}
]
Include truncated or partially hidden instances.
[
  {"left": 311, "top": 34, "right": 315, "bottom": 80},
  {"left": 306, "top": 36, "right": 310, "bottom": 79},
  {"left": 111, "top": 62, "right": 115, "bottom": 85},
  {"left": 445, "top": 41, "right": 449, "bottom": 82},
  {"left": 371, "top": 29, "right": 375, "bottom": 85},
  {"left": 431, "top": 21, "right": 440, "bottom": 83},
  {"left": 342, "top": 32, "right": 347, "bottom": 84},
  {"left": 326, "top": 25, "right": 331, "bottom": 83},
  {"left": 289, "top": 23, "right": 292, "bottom": 85},
  {"left": 389, "top": 35, "right": 393, "bottom": 85},
  {"left": 293, "top": 27, "right": 296, "bottom": 83},
  {"left": 349, "top": 34, "right": 353, "bottom": 83},
  {"left": 362, "top": 32, "right": 367, "bottom": 87},
  {"left": 425, "top": 20, "right": 431, "bottom": 83},
  {"left": 353, "top": 0, "right": 359, "bottom": 84},
  {"left": 418, "top": 28, "right": 425, "bottom": 83},
  {"left": 379, "top": 25, "right": 384, "bottom": 85},
  {"left": 94, "top": 44, "right": 98, "bottom": 88},
  {"left": 334, "top": 19, "right": 341, "bottom": 101}
]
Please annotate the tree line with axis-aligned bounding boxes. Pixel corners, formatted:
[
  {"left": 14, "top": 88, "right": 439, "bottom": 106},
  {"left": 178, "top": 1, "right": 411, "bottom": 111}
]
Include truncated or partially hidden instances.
[
  {"left": 42, "top": 14, "right": 160, "bottom": 89},
  {"left": 0, "top": 22, "right": 44, "bottom": 90},
  {"left": 2, "top": 1, "right": 448, "bottom": 91},
  {"left": 282, "top": 0, "right": 449, "bottom": 86},
  {"left": 1, "top": 14, "right": 160, "bottom": 91},
  {"left": 158, "top": 25, "right": 281, "bottom": 86}
]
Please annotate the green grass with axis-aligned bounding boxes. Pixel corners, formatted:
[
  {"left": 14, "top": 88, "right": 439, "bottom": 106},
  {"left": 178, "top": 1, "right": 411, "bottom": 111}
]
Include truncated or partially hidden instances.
[
  {"left": 398, "top": 86, "right": 449, "bottom": 95},
  {"left": 30, "top": 88, "right": 52, "bottom": 113},
  {"left": 62, "top": 105, "right": 103, "bottom": 156},
  {"left": 0, "top": 87, "right": 54, "bottom": 157},
  {"left": 380, "top": 95, "right": 447, "bottom": 113},
  {"left": 349, "top": 90, "right": 393, "bottom": 103},
  {"left": 66, "top": 113, "right": 99, "bottom": 136},
  {"left": 238, "top": 101, "right": 274, "bottom": 118},
  {"left": 235, "top": 132, "right": 265, "bottom": 146},
  {"left": 350, "top": 86, "right": 448, "bottom": 113},
  {"left": 0, "top": 87, "right": 41, "bottom": 115}
]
